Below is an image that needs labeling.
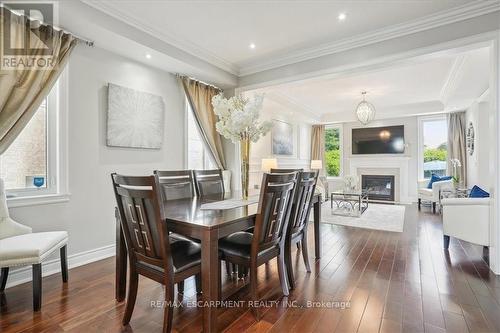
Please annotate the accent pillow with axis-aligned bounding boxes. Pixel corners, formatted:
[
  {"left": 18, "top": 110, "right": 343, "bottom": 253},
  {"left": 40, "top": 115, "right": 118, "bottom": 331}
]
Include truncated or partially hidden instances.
[
  {"left": 427, "top": 174, "right": 453, "bottom": 189},
  {"left": 469, "top": 185, "right": 489, "bottom": 198}
]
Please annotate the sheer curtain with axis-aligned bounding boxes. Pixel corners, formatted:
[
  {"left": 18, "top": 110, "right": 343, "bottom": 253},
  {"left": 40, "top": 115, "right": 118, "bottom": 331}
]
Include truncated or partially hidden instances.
[
  {"left": 311, "top": 125, "right": 325, "bottom": 176},
  {"left": 0, "top": 7, "right": 77, "bottom": 154},
  {"left": 447, "top": 112, "right": 467, "bottom": 186},
  {"left": 180, "top": 76, "right": 227, "bottom": 170}
]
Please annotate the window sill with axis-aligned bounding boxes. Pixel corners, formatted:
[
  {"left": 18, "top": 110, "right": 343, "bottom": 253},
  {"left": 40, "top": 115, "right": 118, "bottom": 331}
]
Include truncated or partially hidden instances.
[{"left": 7, "top": 193, "right": 71, "bottom": 208}]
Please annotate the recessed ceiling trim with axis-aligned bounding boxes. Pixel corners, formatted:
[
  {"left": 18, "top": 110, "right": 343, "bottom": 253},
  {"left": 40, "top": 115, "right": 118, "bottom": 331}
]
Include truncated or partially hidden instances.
[
  {"left": 82, "top": 0, "right": 239, "bottom": 75},
  {"left": 439, "top": 54, "right": 467, "bottom": 105},
  {"left": 265, "top": 92, "right": 321, "bottom": 122},
  {"left": 238, "top": 1, "right": 500, "bottom": 76}
]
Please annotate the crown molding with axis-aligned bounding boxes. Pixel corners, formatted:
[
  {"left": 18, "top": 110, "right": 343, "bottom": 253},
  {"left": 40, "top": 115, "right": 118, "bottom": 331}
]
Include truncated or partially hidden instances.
[
  {"left": 82, "top": 0, "right": 239, "bottom": 75},
  {"left": 265, "top": 92, "right": 321, "bottom": 122},
  {"left": 238, "top": 1, "right": 500, "bottom": 76},
  {"left": 440, "top": 54, "right": 467, "bottom": 105}
]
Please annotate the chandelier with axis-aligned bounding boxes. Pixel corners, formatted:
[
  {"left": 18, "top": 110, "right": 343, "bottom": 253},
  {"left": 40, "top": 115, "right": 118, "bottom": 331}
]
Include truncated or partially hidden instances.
[{"left": 356, "top": 91, "right": 376, "bottom": 125}]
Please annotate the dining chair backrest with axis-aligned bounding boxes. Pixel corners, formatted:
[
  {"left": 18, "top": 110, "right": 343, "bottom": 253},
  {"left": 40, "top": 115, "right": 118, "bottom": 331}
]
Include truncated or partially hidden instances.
[
  {"left": 288, "top": 171, "right": 318, "bottom": 236},
  {"left": 252, "top": 172, "right": 298, "bottom": 253},
  {"left": 270, "top": 168, "right": 304, "bottom": 173},
  {"left": 111, "top": 173, "right": 172, "bottom": 270},
  {"left": 154, "top": 170, "right": 196, "bottom": 201},
  {"left": 193, "top": 169, "right": 224, "bottom": 197}
]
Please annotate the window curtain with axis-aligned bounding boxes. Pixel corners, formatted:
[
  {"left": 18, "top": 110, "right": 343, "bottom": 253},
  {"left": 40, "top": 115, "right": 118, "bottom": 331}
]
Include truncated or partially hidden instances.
[
  {"left": 311, "top": 125, "right": 325, "bottom": 176},
  {"left": 0, "top": 7, "right": 77, "bottom": 154},
  {"left": 447, "top": 112, "right": 467, "bottom": 186},
  {"left": 180, "top": 76, "right": 227, "bottom": 170}
]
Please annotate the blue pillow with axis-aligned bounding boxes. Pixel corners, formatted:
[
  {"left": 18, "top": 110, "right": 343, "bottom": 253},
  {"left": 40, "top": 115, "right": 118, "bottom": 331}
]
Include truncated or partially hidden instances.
[
  {"left": 469, "top": 185, "right": 489, "bottom": 198},
  {"left": 427, "top": 174, "right": 453, "bottom": 189}
]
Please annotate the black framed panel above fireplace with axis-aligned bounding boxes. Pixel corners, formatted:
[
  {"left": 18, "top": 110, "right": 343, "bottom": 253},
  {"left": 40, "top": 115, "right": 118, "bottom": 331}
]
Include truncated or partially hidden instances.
[{"left": 362, "top": 175, "right": 395, "bottom": 202}]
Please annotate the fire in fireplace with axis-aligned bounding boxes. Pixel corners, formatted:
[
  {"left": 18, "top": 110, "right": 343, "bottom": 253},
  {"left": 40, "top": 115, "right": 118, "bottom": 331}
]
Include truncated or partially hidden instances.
[{"left": 361, "top": 175, "right": 395, "bottom": 202}]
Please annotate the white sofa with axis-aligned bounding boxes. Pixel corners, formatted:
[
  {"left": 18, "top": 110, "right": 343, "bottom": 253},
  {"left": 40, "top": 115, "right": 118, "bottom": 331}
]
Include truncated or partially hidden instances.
[
  {"left": 417, "top": 179, "right": 454, "bottom": 213},
  {"left": 441, "top": 197, "right": 490, "bottom": 249}
]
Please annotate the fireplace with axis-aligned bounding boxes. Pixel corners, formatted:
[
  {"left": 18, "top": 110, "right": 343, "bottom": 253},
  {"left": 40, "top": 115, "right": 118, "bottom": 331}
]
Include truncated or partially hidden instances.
[{"left": 362, "top": 175, "right": 395, "bottom": 202}]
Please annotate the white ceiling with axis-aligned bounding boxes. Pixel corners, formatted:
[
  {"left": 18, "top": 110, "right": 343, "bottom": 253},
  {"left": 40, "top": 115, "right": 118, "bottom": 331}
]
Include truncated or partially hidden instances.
[
  {"left": 83, "top": 0, "right": 495, "bottom": 75},
  {"left": 252, "top": 47, "right": 490, "bottom": 122}
]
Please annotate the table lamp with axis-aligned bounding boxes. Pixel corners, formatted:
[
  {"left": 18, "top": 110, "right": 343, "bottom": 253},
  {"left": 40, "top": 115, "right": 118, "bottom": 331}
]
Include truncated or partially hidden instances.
[
  {"left": 310, "top": 160, "right": 323, "bottom": 170},
  {"left": 261, "top": 158, "right": 278, "bottom": 173}
]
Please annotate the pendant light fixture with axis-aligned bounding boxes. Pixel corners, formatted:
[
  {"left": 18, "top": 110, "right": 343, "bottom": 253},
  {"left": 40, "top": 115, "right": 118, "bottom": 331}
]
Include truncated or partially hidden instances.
[{"left": 356, "top": 91, "right": 376, "bottom": 125}]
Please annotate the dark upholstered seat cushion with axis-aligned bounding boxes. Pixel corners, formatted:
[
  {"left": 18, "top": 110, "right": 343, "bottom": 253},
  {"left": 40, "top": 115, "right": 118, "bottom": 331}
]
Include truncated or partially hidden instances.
[
  {"left": 219, "top": 231, "right": 278, "bottom": 259},
  {"left": 169, "top": 236, "right": 201, "bottom": 272}
]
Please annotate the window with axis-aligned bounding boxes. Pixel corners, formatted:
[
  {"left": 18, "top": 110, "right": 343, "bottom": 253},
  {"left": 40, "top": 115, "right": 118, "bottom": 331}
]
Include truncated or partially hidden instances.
[
  {"left": 186, "top": 101, "right": 214, "bottom": 170},
  {"left": 0, "top": 82, "right": 59, "bottom": 199},
  {"left": 419, "top": 116, "right": 448, "bottom": 179},
  {"left": 324, "top": 125, "right": 343, "bottom": 177}
]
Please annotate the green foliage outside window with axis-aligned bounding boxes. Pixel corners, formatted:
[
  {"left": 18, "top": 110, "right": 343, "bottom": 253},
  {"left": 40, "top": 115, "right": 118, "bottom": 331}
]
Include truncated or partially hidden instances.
[
  {"left": 423, "top": 145, "right": 447, "bottom": 162},
  {"left": 325, "top": 128, "right": 341, "bottom": 177}
]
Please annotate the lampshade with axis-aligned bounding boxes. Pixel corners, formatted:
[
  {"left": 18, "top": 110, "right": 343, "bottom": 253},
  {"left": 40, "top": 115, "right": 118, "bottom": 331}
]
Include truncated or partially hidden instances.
[
  {"left": 261, "top": 158, "right": 278, "bottom": 172},
  {"left": 356, "top": 91, "right": 376, "bottom": 125},
  {"left": 310, "top": 160, "right": 323, "bottom": 170}
]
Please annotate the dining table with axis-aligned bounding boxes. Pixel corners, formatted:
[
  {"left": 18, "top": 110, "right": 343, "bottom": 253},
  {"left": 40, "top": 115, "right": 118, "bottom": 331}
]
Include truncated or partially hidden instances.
[{"left": 115, "top": 192, "right": 322, "bottom": 332}]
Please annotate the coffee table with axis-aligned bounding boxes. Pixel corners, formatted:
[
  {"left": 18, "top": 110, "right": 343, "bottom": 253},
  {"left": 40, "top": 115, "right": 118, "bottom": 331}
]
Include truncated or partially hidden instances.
[{"left": 330, "top": 189, "right": 369, "bottom": 217}]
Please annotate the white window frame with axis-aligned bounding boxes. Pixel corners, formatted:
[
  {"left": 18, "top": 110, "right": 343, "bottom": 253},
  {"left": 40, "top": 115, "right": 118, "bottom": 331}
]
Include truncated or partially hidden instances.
[
  {"left": 185, "top": 99, "right": 215, "bottom": 170},
  {"left": 325, "top": 123, "right": 343, "bottom": 179},
  {"left": 6, "top": 68, "right": 69, "bottom": 207},
  {"left": 417, "top": 114, "right": 448, "bottom": 180}
]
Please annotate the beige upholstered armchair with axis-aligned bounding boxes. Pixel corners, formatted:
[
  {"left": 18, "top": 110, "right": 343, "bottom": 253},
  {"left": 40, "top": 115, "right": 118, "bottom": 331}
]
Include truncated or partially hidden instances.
[
  {"left": 417, "top": 179, "right": 454, "bottom": 213},
  {"left": 0, "top": 179, "right": 68, "bottom": 311}
]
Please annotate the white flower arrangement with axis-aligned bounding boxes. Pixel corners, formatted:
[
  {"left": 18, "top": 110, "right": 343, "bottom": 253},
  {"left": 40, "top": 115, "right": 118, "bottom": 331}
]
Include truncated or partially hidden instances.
[{"left": 211, "top": 93, "right": 273, "bottom": 143}]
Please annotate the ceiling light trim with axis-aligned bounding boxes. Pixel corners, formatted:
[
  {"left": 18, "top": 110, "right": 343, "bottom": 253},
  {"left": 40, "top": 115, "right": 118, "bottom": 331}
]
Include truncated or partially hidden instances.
[
  {"left": 82, "top": 0, "right": 239, "bottom": 75},
  {"left": 238, "top": 1, "right": 500, "bottom": 75}
]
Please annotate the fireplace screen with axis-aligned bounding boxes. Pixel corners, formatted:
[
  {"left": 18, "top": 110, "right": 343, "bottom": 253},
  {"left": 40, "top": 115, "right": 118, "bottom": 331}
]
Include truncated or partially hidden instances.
[{"left": 362, "top": 175, "right": 395, "bottom": 201}]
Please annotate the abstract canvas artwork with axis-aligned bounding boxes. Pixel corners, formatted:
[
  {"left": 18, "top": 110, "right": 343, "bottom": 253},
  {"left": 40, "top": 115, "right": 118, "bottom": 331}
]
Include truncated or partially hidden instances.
[
  {"left": 107, "top": 83, "right": 164, "bottom": 149},
  {"left": 272, "top": 119, "right": 294, "bottom": 156}
]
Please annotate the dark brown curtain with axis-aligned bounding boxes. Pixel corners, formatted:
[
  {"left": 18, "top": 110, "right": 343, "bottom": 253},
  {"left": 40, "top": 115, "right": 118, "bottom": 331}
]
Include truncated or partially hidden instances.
[
  {"left": 0, "top": 7, "right": 77, "bottom": 154},
  {"left": 180, "top": 76, "right": 226, "bottom": 170}
]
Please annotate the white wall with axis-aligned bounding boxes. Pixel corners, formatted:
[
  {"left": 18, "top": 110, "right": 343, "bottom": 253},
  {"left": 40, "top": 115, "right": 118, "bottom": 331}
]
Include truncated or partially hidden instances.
[
  {"left": 247, "top": 98, "right": 315, "bottom": 190},
  {"left": 7, "top": 45, "right": 186, "bottom": 285},
  {"left": 341, "top": 116, "right": 419, "bottom": 201},
  {"left": 466, "top": 100, "right": 490, "bottom": 189}
]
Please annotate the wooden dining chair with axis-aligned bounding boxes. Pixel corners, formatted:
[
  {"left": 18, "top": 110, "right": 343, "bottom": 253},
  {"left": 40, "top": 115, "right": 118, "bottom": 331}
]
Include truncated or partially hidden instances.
[
  {"left": 218, "top": 172, "right": 298, "bottom": 319},
  {"left": 193, "top": 169, "right": 224, "bottom": 198},
  {"left": 111, "top": 173, "right": 202, "bottom": 333},
  {"left": 154, "top": 170, "right": 196, "bottom": 201},
  {"left": 270, "top": 168, "right": 304, "bottom": 173},
  {"left": 284, "top": 171, "right": 318, "bottom": 290}
]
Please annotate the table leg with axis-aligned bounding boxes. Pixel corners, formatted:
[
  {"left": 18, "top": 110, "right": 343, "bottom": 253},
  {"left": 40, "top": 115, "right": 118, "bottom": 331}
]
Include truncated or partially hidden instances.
[
  {"left": 115, "top": 207, "right": 127, "bottom": 302},
  {"left": 201, "top": 229, "right": 219, "bottom": 332},
  {"left": 313, "top": 197, "right": 321, "bottom": 259}
]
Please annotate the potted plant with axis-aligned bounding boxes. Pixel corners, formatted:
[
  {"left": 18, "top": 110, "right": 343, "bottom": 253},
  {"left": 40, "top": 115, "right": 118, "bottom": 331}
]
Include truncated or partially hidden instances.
[{"left": 212, "top": 94, "right": 272, "bottom": 199}]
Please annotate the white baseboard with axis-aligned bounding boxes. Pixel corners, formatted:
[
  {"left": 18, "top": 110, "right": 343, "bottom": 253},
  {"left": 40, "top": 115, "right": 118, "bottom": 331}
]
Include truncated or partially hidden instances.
[{"left": 5, "top": 244, "right": 116, "bottom": 289}]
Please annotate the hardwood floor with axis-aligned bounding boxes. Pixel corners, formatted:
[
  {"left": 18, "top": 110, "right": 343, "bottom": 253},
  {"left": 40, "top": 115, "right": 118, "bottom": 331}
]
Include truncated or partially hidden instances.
[{"left": 2, "top": 203, "right": 500, "bottom": 332}]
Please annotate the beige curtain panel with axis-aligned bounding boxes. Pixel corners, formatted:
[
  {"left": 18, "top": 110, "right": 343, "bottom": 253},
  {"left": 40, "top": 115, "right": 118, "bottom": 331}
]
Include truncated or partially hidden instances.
[
  {"left": 311, "top": 125, "right": 325, "bottom": 176},
  {"left": 181, "top": 76, "right": 227, "bottom": 170},
  {"left": 447, "top": 112, "right": 467, "bottom": 187},
  {"left": 0, "top": 7, "right": 77, "bottom": 154}
]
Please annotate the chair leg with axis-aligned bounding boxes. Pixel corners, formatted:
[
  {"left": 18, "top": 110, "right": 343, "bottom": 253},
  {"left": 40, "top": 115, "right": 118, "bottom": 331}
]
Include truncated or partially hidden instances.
[
  {"left": 162, "top": 285, "right": 174, "bottom": 333},
  {"left": 60, "top": 245, "right": 68, "bottom": 283},
  {"left": 432, "top": 202, "right": 436, "bottom": 214},
  {"left": 195, "top": 273, "right": 202, "bottom": 294},
  {"left": 0, "top": 267, "right": 8, "bottom": 292},
  {"left": 301, "top": 234, "right": 311, "bottom": 273},
  {"left": 418, "top": 198, "right": 421, "bottom": 210},
  {"left": 177, "top": 281, "right": 184, "bottom": 295},
  {"left": 284, "top": 240, "right": 295, "bottom": 291},
  {"left": 249, "top": 264, "right": 260, "bottom": 320},
  {"left": 443, "top": 235, "right": 450, "bottom": 250},
  {"left": 32, "top": 264, "right": 42, "bottom": 311},
  {"left": 218, "top": 260, "right": 222, "bottom": 301},
  {"left": 277, "top": 253, "right": 289, "bottom": 297},
  {"left": 122, "top": 268, "right": 139, "bottom": 325}
]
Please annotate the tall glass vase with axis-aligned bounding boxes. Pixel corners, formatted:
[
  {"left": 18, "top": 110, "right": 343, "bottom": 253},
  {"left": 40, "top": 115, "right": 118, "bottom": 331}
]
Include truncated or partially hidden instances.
[{"left": 240, "top": 138, "right": 250, "bottom": 200}]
